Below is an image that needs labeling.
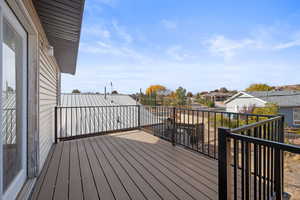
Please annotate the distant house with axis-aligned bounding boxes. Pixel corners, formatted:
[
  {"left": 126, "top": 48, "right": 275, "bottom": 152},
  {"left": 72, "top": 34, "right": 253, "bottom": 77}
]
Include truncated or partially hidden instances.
[
  {"left": 224, "top": 91, "right": 300, "bottom": 128},
  {"left": 201, "top": 92, "right": 234, "bottom": 102}
]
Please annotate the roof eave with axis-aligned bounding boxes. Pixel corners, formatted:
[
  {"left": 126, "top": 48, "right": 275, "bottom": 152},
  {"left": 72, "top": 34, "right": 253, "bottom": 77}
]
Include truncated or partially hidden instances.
[{"left": 34, "top": 0, "right": 86, "bottom": 75}]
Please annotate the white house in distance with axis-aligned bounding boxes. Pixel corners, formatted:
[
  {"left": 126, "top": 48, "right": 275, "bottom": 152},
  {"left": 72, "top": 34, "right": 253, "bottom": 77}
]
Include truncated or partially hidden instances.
[{"left": 225, "top": 91, "right": 300, "bottom": 128}]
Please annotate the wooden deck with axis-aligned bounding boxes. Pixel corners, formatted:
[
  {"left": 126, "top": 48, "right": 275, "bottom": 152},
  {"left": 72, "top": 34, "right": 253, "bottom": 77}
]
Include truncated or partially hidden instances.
[{"left": 30, "top": 130, "right": 218, "bottom": 200}]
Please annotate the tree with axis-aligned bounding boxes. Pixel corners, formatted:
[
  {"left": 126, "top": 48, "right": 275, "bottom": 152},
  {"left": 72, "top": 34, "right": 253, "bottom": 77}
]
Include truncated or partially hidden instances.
[
  {"left": 219, "top": 87, "right": 229, "bottom": 93},
  {"left": 72, "top": 89, "right": 81, "bottom": 93},
  {"left": 252, "top": 103, "right": 279, "bottom": 116},
  {"left": 174, "top": 87, "right": 187, "bottom": 106},
  {"left": 245, "top": 84, "right": 274, "bottom": 92},
  {"left": 145, "top": 85, "right": 166, "bottom": 96},
  {"left": 111, "top": 90, "right": 118, "bottom": 94},
  {"left": 187, "top": 92, "right": 193, "bottom": 97}
]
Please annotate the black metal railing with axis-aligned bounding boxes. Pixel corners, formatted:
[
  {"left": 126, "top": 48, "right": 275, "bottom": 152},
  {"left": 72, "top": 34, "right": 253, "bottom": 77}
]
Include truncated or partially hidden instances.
[
  {"left": 55, "top": 105, "right": 140, "bottom": 142},
  {"left": 141, "top": 105, "right": 276, "bottom": 159},
  {"left": 55, "top": 105, "right": 276, "bottom": 156},
  {"left": 218, "top": 115, "right": 300, "bottom": 200}
]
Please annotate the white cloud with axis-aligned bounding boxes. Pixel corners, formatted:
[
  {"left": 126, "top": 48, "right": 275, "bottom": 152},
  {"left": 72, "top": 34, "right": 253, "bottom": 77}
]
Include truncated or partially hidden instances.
[
  {"left": 161, "top": 19, "right": 177, "bottom": 30},
  {"left": 206, "top": 26, "right": 300, "bottom": 59},
  {"left": 166, "top": 45, "right": 190, "bottom": 61},
  {"left": 274, "top": 39, "right": 300, "bottom": 49},
  {"left": 206, "top": 35, "right": 257, "bottom": 59},
  {"left": 79, "top": 42, "right": 150, "bottom": 63},
  {"left": 112, "top": 20, "right": 133, "bottom": 43}
]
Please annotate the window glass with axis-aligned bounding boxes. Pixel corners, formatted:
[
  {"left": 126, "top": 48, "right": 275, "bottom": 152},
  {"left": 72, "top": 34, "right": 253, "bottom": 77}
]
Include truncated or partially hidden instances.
[
  {"left": 2, "top": 18, "right": 22, "bottom": 192},
  {"left": 294, "top": 108, "right": 300, "bottom": 125}
]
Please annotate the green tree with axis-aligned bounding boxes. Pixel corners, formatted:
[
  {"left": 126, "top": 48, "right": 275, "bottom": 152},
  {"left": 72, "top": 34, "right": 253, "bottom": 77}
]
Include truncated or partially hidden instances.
[
  {"left": 174, "top": 87, "right": 187, "bottom": 106},
  {"left": 252, "top": 103, "right": 279, "bottom": 116},
  {"left": 245, "top": 84, "right": 274, "bottom": 92},
  {"left": 219, "top": 87, "right": 229, "bottom": 93},
  {"left": 72, "top": 89, "right": 81, "bottom": 93}
]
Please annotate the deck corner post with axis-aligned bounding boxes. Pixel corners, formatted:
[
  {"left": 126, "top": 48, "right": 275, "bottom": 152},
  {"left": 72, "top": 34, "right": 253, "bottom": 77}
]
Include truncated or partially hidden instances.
[
  {"left": 274, "top": 147, "right": 283, "bottom": 200},
  {"left": 138, "top": 105, "right": 141, "bottom": 129},
  {"left": 279, "top": 114, "right": 285, "bottom": 192},
  {"left": 172, "top": 107, "right": 176, "bottom": 146},
  {"left": 218, "top": 127, "right": 232, "bottom": 200},
  {"left": 54, "top": 106, "right": 58, "bottom": 143}
]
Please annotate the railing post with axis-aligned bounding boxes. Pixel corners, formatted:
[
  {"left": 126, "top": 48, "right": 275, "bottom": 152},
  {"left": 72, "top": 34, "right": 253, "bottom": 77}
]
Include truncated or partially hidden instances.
[
  {"left": 278, "top": 115, "right": 285, "bottom": 199},
  {"left": 172, "top": 107, "right": 176, "bottom": 146},
  {"left": 279, "top": 115, "right": 285, "bottom": 143},
  {"left": 274, "top": 147, "right": 283, "bottom": 200},
  {"left": 138, "top": 105, "right": 141, "bottom": 129},
  {"left": 218, "top": 128, "right": 232, "bottom": 200},
  {"left": 54, "top": 106, "right": 58, "bottom": 143}
]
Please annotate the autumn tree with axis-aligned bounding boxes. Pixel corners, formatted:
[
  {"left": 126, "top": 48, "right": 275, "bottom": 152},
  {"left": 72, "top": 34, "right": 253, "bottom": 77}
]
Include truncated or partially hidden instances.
[
  {"left": 145, "top": 85, "right": 166, "bottom": 95},
  {"left": 245, "top": 84, "right": 274, "bottom": 92},
  {"left": 187, "top": 92, "right": 193, "bottom": 97}
]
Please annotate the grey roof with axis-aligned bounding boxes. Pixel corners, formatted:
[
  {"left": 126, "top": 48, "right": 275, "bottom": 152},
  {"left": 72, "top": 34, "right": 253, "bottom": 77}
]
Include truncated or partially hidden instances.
[
  {"left": 33, "top": 0, "right": 85, "bottom": 74},
  {"left": 60, "top": 93, "right": 138, "bottom": 106},
  {"left": 246, "top": 91, "right": 300, "bottom": 107}
]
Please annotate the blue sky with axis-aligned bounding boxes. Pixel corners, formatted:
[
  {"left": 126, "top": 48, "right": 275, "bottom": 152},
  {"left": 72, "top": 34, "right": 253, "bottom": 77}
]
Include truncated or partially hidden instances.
[{"left": 62, "top": 0, "right": 300, "bottom": 94}]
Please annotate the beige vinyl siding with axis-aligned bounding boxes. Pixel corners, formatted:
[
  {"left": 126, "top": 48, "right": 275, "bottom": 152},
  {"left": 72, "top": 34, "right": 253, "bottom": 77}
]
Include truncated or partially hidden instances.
[{"left": 39, "top": 46, "right": 59, "bottom": 169}]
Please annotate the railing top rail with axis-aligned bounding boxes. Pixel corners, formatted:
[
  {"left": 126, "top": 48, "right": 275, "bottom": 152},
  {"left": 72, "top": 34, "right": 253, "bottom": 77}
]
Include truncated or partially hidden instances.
[
  {"left": 231, "top": 115, "right": 282, "bottom": 133},
  {"left": 227, "top": 131, "right": 300, "bottom": 154},
  {"left": 143, "top": 106, "right": 277, "bottom": 118},
  {"left": 56, "top": 105, "right": 139, "bottom": 109},
  {"left": 55, "top": 105, "right": 277, "bottom": 118}
]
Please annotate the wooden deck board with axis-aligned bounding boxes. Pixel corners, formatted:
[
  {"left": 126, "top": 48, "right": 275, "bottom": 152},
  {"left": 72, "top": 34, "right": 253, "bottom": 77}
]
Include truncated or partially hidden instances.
[
  {"left": 77, "top": 140, "right": 99, "bottom": 200},
  {"left": 53, "top": 142, "right": 70, "bottom": 200},
  {"left": 69, "top": 140, "right": 84, "bottom": 200},
  {"left": 31, "top": 130, "right": 219, "bottom": 200},
  {"left": 95, "top": 138, "right": 147, "bottom": 200},
  {"left": 116, "top": 133, "right": 217, "bottom": 199},
  {"left": 90, "top": 138, "right": 131, "bottom": 200},
  {"left": 83, "top": 139, "right": 115, "bottom": 200},
  {"left": 100, "top": 136, "right": 162, "bottom": 200},
  {"left": 37, "top": 143, "right": 63, "bottom": 200},
  {"left": 105, "top": 134, "right": 178, "bottom": 200},
  {"left": 118, "top": 136, "right": 212, "bottom": 200}
]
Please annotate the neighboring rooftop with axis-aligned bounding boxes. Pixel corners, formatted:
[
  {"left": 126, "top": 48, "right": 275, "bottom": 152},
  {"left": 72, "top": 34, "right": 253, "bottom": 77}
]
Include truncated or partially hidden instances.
[
  {"left": 229, "top": 90, "right": 300, "bottom": 107},
  {"left": 60, "top": 93, "right": 138, "bottom": 106}
]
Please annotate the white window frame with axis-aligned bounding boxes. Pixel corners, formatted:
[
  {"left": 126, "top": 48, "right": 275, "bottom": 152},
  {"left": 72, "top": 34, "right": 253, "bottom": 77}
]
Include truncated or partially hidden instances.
[
  {"left": 0, "top": 1, "right": 28, "bottom": 200},
  {"left": 293, "top": 108, "right": 300, "bottom": 126}
]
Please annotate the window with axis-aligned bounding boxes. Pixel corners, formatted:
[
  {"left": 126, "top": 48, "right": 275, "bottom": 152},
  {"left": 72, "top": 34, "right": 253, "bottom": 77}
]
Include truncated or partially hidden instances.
[
  {"left": 293, "top": 108, "right": 300, "bottom": 125},
  {"left": 0, "top": 1, "right": 28, "bottom": 199}
]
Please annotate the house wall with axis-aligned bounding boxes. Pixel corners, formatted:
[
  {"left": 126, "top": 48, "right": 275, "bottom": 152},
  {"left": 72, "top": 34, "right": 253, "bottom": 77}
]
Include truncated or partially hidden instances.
[
  {"left": 226, "top": 93, "right": 266, "bottom": 113},
  {"left": 279, "top": 107, "right": 300, "bottom": 128},
  {"left": 38, "top": 46, "right": 60, "bottom": 168},
  {"left": 21, "top": 0, "right": 61, "bottom": 171}
]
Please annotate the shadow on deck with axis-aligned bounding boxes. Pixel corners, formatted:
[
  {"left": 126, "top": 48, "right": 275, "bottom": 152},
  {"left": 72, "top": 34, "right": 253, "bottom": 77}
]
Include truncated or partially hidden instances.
[{"left": 30, "top": 130, "right": 218, "bottom": 200}]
